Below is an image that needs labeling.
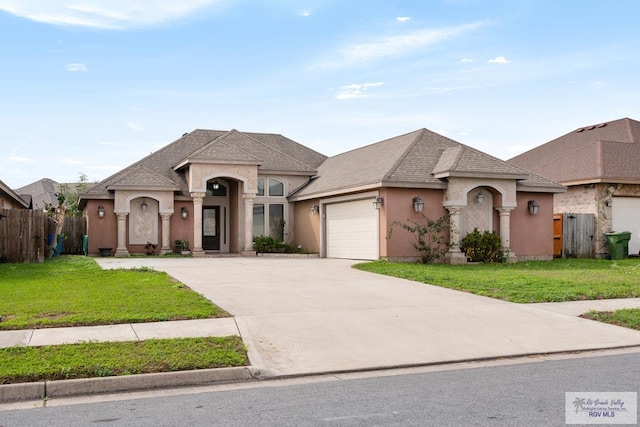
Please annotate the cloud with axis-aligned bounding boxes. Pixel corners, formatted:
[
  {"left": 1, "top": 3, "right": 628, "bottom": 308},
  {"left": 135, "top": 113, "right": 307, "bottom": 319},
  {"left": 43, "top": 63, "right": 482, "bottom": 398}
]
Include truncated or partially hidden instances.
[
  {"left": 299, "top": 10, "right": 311, "bottom": 17},
  {"left": 127, "top": 121, "right": 145, "bottom": 131},
  {"left": 9, "top": 155, "right": 34, "bottom": 163},
  {"left": 461, "top": 58, "right": 473, "bottom": 63},
  {"left": 396, "top": 16, "right": 410, "bottom": 22},
  {"left": 488, "top": 56, "right": 511, "bottom": 64},
  {"left": 0, "top": 1, "right": 223, "bottom": 30},
  {"left": 329, "top": 22, "right": 483, "bottom": 68},
  {"left": 336, "top": 82, "right": 384, "bottom": 99},
  {"left": 66, "top": 63, "right": 88, "bottom": 72}
]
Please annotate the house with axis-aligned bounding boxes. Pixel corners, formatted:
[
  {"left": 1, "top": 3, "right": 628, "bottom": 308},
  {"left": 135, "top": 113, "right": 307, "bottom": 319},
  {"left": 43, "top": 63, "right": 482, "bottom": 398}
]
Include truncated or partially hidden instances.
[
  {"left": 0, "top": 178, "right": 30, "bottom": 210},
  {"left": 15, "top": 178, "right": 62, "bottom": 211},
  {"left": 509, "top": 117, "right": 640, "bottom": 257},
  {"left": 79, "top": 128, "right": 564, "bottom": 262}
]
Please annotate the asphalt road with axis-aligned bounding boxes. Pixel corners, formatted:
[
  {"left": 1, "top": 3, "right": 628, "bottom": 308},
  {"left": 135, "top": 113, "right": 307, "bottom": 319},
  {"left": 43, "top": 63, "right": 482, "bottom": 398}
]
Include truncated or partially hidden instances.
[{"left": 1, "top": 350, "right": 639, "bottom": 426}]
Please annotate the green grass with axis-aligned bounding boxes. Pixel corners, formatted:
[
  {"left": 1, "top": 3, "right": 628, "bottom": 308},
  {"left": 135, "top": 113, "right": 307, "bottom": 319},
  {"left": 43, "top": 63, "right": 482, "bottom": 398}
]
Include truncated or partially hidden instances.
[
  {"left": 0, "top": 337, "right": 247, "bottom": 384},
  {"left": 355, "top": 258, "right": 640, "bottom": 303},
  {"left": 0, "top": 256, "right": 227, "bottom": 330},
  {"left": 582, "top": 308, "right": 640, "bottom": 330}
]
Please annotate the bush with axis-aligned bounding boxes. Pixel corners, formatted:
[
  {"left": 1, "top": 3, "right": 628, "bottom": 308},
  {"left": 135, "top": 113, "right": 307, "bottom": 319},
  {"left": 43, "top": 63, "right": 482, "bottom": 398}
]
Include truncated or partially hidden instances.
[
  {"left": 388, "top": 214, "right": 450, "bottom": 263},
  {"left": 460, "top": 228, "right": 504, "bottom": 263},
  {"left": 254, "top": 236, "right": 302, "bottom": 254}
]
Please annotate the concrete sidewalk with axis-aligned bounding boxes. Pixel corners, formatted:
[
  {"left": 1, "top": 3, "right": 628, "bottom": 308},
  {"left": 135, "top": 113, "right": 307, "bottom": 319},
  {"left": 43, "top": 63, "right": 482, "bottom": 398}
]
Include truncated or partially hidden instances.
[{"left": 0, "top": 318, "right": 239, "bottom": 348}]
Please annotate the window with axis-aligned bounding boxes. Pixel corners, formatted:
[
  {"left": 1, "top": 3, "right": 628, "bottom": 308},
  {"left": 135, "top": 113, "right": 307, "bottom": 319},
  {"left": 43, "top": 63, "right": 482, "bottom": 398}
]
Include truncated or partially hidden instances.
[
  {"left": 269, "top": 179, "right": 284, "bottom": 196},
  {"left": 269, "top": 204, "right": 284, "bottom": 241},
  {"left": 257, "top": 178, "right": 265, "bottom": 196},
  {"left": 254, "top": 178, "right": 286, "bottom": 240},
  {"left": 253, "top": 204, "right": 265, "bottom": 237},
  {"left": 257, "top": 177, "right": 284, "bottom": 197}
]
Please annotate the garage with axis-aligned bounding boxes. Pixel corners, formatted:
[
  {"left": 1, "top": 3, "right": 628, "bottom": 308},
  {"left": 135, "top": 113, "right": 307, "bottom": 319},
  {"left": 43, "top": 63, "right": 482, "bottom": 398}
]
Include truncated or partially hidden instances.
[
  {"left": 612, "top": 197, "right": 640, "bottom": 255},
  {"left": 325, "top": 199, "right": 379, "bottom": 260}
]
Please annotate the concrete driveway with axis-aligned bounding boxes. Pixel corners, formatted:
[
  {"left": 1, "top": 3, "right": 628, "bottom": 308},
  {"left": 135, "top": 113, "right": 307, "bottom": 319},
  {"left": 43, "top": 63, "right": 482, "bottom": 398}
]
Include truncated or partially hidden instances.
[{"left": 96, "top": 257, "right": 640, "bottom": 376}]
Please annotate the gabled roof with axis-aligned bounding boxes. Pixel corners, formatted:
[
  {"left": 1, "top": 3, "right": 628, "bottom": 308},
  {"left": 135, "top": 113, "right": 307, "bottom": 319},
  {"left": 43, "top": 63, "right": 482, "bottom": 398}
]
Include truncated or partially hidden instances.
[
  {"left": 1, "top": 178, "right": 30, "bottom": 209},
  {"left": 292, "top": 128, "right": 562, "bottom": 199},
  {"left": 508, "top": 117, "right": 640, "bottom": 185},
  {"left": 83, "top": 129, "right": 328, "bottom": 198}
]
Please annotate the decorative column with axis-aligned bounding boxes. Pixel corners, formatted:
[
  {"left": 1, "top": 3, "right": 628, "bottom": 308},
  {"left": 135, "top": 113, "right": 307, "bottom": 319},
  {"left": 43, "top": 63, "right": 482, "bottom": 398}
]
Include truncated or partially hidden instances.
[
  {"left": 242, "top": 193, "right": 256, "bottom": 256},
  {"left": 160, "top": 213, "right": 172, "bottom": 254},
  {"left": 114, "top": 213, "right": 130, "bottom": 257},
  {"left": 497, "top": 207, "right": 516, "bottom": 262},
  {"left": 191, "top": 192, "right": 205, "bottom": 257},
  {"left": 445, "top": 206, "right": 467, "bottom": 264}
]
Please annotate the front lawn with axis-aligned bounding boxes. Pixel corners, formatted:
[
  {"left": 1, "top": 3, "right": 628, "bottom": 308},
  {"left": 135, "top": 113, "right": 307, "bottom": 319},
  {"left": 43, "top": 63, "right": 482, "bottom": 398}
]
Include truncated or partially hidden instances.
[
  {"left": 0, "top": 336, "right": 247, "bottom": 384},
  {"left": 0, "top": 256, "right": 227, "bottom": 330},
  {"left": 355, "top": 258, "right": 640, "bottom": 303},
  {"left": 582, "top": 308, "right": 640, "bottom": 331}
]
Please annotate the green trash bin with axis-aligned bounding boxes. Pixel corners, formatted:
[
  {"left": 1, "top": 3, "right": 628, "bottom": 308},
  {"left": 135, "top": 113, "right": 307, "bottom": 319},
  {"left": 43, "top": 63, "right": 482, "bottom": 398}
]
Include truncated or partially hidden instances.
[{"left": 605, "top": 231, "right": 632, "bottom": 260}]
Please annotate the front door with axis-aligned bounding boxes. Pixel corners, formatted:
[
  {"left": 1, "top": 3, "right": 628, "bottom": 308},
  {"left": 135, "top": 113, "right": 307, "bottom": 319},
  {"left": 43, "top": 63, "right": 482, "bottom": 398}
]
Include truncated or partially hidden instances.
[{"left": 203, "top": 207, "right": 220, "bottom": 250}]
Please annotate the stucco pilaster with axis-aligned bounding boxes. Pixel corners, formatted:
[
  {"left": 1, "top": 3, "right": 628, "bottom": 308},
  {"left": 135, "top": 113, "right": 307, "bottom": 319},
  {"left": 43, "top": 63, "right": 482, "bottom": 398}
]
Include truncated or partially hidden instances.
[
  {"left": 160, "top": 213, "right": 172, "bottom": 254},
  {"left": 191, "top": 192, "right": 205, "bottom": 257},
  {"left": 497, "top": 207, "right": 516, "bottom": 262},
  {"left": 115, "top": 213, "right": 129, "bottom": 257},
  {"left": 445, "top": 206, "right": 466, "bottom": 264},
  {"left": 242, "top": 193, "right": 256, "bottom": 256}
]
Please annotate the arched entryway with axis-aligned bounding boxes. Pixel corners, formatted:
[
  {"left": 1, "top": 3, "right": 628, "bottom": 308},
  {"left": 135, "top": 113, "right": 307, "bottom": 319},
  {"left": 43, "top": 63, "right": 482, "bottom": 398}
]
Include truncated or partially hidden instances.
[{"left": 202, "top": 178, "right": 231, "bottom": 252}]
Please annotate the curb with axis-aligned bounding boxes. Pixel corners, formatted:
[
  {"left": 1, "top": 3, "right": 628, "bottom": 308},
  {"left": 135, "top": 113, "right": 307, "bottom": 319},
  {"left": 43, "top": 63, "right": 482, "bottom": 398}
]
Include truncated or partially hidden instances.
[{"left": 0, "top": 367, "right": 254, "bottom": 403}]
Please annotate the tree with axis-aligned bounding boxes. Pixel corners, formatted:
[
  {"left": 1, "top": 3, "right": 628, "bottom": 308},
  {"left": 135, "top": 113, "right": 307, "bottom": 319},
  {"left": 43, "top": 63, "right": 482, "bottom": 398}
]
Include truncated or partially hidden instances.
[
  {"left": 43, "top": 173, "right": 90, "bottom": 256},
  {"left": 58, "top": 173, "right": 90, "bottom": 217}
]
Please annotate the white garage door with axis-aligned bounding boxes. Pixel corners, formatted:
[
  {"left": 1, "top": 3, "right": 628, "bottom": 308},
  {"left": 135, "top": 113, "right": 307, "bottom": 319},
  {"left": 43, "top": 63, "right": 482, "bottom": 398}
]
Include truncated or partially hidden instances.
[
  {"left": 612, "top": 197, "right": 640, "bottom": 255},
  {"left": 326, "top": 199, "right": 379, "bottom": 260}
]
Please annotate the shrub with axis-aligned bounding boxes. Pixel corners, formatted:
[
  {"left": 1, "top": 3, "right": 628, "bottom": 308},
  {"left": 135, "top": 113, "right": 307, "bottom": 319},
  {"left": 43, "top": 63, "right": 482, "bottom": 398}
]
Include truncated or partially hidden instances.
[
  {"left": 254, "top": 236, "right": 302, "bottom": 254},
  {"left": 388, "top": 214, "right": 450, "bottom": 263},
  {"left": 460, "top": 228, "right": 504, "bottom": 263}
]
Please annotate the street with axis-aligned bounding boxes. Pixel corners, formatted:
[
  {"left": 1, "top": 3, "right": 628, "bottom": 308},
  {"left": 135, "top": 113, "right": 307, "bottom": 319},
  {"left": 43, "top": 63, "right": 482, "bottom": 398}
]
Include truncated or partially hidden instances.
[{"left": 2, "top": 349, "right": 638, "bottom": 426}]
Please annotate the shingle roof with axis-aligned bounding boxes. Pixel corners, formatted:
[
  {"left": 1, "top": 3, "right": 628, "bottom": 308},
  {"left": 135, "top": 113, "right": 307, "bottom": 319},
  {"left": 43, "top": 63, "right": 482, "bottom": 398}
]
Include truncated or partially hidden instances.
[
  {"left": 16, "top": 178, "right": 59, "bottom": 209},
  {"left": 83, "top": 129, "right": 328, "bottom": 197},
  {"left": 292, "top": 128, "right": 562, "bottom": 199},
  {"left": 1, "top": 178, "right": 30, "bottom": 209},
  {"left": 508, "top": 117, "right": 640, "bottom": 185}
]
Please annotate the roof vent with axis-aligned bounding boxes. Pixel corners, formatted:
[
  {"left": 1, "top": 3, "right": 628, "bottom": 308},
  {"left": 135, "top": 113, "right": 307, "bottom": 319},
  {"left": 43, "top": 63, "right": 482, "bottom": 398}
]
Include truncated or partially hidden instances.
[
  {"left": 598, "top": 123, "right": 607, "bottom": 128},
  {"left": 576, "top": 128, "right": 585, "bottom": 133},
  {"left": 587, "top": 125, "right": 596, "bottom": 130}
]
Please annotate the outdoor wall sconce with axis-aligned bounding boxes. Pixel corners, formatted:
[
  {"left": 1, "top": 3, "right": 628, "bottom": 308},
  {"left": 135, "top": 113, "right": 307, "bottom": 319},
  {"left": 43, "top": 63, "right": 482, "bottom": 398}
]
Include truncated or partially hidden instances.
[
  {"left": 97, "top": 205, "right": 105, "bottom": 218},
  {"left": 475, "top": 189, "right": 484, "bottom": 204},
  {"left": 311, "top": 205, "right": 319, "bottom": 215},
  {"left": 212, "top": 180, "right": 220, "bottom": 190},
  {"left": 181, "top": 207, "right": 188, "bottom": 219},
  {"left": 141, "top": 198, "right": 148, "bottom": 211},
  {"left": 412, "top": 197, "right": 424, "bottom": 213},
  {"left": 528, "top": 200, "right": 539, "bottom": 215},
  {"left": 373, "top": 197, "right": 384, "bottom": 210},
  {"left": 605, "top": 198, "right": 613, "bottom": 207}
]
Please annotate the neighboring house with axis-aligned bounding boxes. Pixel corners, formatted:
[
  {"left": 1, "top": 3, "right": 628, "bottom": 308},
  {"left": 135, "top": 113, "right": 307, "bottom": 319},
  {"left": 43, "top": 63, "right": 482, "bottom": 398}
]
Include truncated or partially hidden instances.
[
  {"left": 509, "top": 117, "right": 640, "bottom": 257},
  {"left": 0, "top": 178, "right": 30, "bottom": 210},
  {"left": 79, "top": 128, "right": 564, "bottom": 262},
  {"left": 16, "top": 178, "right": 61, "bottom": 210}
]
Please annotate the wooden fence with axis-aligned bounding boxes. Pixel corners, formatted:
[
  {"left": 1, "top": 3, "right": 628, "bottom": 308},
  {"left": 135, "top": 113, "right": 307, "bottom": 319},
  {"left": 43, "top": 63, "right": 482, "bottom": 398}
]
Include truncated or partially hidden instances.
[
  {"left": 0, "top": 209, "right": 86, "bottom": 263},
  {"left": 562, "top": 213, "right": 595, "bottom": 258}
]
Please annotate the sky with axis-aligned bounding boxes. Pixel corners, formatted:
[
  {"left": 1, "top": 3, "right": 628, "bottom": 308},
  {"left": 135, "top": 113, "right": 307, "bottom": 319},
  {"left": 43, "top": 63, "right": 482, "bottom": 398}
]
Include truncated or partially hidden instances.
[{"left": 1, "top": 0, "right": 639, "bottom": 189}]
